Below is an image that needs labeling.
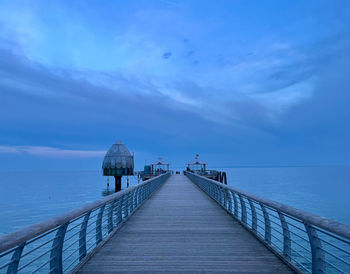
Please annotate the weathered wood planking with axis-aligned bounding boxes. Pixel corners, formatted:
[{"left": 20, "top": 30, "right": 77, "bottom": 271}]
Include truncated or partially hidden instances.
[{"left": 76, "top": 175, "right": 294, "bottom": 273}]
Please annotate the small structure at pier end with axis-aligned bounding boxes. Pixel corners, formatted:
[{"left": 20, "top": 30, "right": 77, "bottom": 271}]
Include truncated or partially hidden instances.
[
  {"left": 141, "top": 157, "right": 170, "bottom": 181},
  {"left": 186, "top": 154, "right": 227, "bottom": 184},
  {"left": 102, "top": 140, "right": 134, "bottom": 192}
]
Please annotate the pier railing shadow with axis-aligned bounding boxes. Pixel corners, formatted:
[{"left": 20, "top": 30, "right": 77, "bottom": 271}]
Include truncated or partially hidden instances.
[
  {"left": 0, "top": 172, "right": 170, "bottom": 274},
  {"left": 185, "top": 171, "right": 350, "bottom": 274}
]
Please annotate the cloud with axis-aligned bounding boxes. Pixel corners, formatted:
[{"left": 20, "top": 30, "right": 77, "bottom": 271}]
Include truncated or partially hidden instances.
[
  {"left": 1, "top": 1, "right": 350, "bottom": 167},
  {"left": 0, "top": 145, "right": 105, "bottom": 158},
  {"left": 162, "top": 52, "right": 172, "bottom": 59},
  {"left": 1, "top": 2, "right": 343, "bottom": 127}
]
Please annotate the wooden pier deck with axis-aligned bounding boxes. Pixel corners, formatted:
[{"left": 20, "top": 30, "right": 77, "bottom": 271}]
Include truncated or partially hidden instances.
[{"left": 76, "top": 174, "right": 293, "bottom": 273}]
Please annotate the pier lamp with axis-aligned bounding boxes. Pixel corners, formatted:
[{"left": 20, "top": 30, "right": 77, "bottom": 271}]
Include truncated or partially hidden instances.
[{"left": 102, "top": 140, "right": 134, "bottom": 192}]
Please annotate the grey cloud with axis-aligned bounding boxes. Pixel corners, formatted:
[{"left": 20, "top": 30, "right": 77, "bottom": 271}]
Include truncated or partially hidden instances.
[
  {"left": 162, "top": 52, "right": 172, "bottom": 59},
  {"left": 0, "top": 145, "right": 105, "bottom": 158}
]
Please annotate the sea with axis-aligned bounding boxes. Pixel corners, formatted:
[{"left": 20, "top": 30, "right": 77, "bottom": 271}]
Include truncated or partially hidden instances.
[{"left": 0, "top": 166, "right": 349, "bottom": 237}]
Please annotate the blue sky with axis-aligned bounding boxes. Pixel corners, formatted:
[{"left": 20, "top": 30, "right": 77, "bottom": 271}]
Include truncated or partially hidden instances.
[{"left": 0, "top": 0, "right": 350, "bottom": 170}]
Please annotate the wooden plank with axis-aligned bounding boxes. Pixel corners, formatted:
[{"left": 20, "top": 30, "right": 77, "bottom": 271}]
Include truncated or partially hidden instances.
[{"left": 76, "top": 175, "right": 294, "bottom": 273}]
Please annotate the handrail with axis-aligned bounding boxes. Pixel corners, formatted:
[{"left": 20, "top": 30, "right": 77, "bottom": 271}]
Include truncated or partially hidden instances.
[
  {"left": 186, "top": 171, "right": 350, "bottom": 274},
  {"left": 0, "top": 172, "right": 170, "bottom": 273},
  {"left": 187, "top": 172, "right": 350, "bottom": 240}
]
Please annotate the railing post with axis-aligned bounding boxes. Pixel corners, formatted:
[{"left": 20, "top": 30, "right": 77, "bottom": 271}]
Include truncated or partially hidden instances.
[
  {"left": 6, "top": 242, "right": 25, "bottom": 274},
  {"left": 139, "top": 186, "right": 143, "bottom": 203},
  {"left": 304, "top": 223, "right": 325, "bottom": 273},
  {"left": 238, "top": 194, "right": 247, "bottom": 224},
  {"left": 232, "top": 192, "right": 239, "bottom": 218},
  {"left": 128, "top": 191, "right": 132, "bottom": 214},
  {"left": 208, "top": 183, "right": 212, "bottom": 197},
  {"left": 50, "top": 223, "right": 68, "bottom": 274},
  {"left": 277, "top": 211, "right": 291, "bottom": 261},
  {"left": 222, "top": 188, "right": 227, "bottom": 208},
  {"left": 217, "top": 186, "right": 222, "bottom": 203},
  {"left": 79, "top": 211, "right": 91, "bottom": 261},
  {"left": 136, "top": 188, "right": 140, "bottom": 208},
  {"left": 219, "top": 187, "right": 225, "bottom": 207},
  {"left": 260, "top": 203, "right": 271, "bottom": 244},
  {"left": 142, "top": 185, "right": 146, "bottom": 201},
  {"left": 212, "top": 185, "right": 216, "bottom": 201},
  {"left": 137, "top": 187, "right": 141, "bottom": 206},
  {"left": 204, "top": 181, "right": 209, "bottom": 194},
  {"left": 108, "top": 200, "right": 116, "bottom": 233},
  {"left": 115, "top": 198, "right": 122, "bottom": 226},
  {"left": 145, "top": 184, "right": 149, "bottom": 199},
  {"left": 138, "top": 186, "right": 142, "bottom": 206},
  {"left": 132, "top": 188, "right": 138, "bottom": 210},
  {"left": 248, "top": 199, "right": 257, "bottom": 233},
  {"left": 96, "top": 205, "right": 105, "bottom": 245},
  {"left": 147, "top": 183, "right": 151, "bottom": 198},
  {"left": 226, "top": 189, "right": 233, "bottom": 213},
  {"left": 214, "top": 185, "right": 219, "bottom": 202},
  {"left": 122, "top": 194, "right": 128, "bottom": 219}
]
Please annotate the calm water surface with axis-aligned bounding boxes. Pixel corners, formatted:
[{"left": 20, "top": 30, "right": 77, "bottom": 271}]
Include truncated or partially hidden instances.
[{"left": 0, "top": 166, "right": 349, "bottom": 236}]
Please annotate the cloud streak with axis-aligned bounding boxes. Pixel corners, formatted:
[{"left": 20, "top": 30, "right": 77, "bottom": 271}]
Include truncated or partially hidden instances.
[
  {"left": 0, "top": 0, "right": 350, "bottom": 168},
  {"left": 0, "top": 145, "right": 105, "bottom": 158}
]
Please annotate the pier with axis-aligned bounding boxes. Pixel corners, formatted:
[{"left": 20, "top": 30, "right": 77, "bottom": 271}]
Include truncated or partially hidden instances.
[
  {"left": 76, "top": 174, "right": 291, "bottom": 273},
  {"left": 1, "top": 173, "right": 350, "bottom": 273}
]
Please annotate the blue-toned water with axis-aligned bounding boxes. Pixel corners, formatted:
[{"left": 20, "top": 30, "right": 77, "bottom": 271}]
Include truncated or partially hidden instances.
[
  {"left": 0, "top": 166, "right": 349, "bottom": 236},
  {"left": 0, "top": 171, "right": 140, "bottom": 237},
  {"left": 222, "top": 166, "right": 350, "bottom": 225}
]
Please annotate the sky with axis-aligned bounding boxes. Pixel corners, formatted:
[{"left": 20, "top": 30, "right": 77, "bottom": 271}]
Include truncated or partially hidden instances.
[{"left": 0, "top": 0, "right": 350, "bottom": 170}]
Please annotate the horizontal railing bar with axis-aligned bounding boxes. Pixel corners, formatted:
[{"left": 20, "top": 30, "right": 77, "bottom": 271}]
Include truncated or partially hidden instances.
[
  {"left": 32, "top": 255, "right": 55, "bottom": 274},
  {"left": 25, "top": 227, "right": 60, "bottom": 246},
  {"left": 256, "top": 223, "right": 266, "bottom": 231},
  {"left": 0, "top": 261, "right": 12, "bottom": 270},
  {"left": 324, "top": 259, "right": 347, "bottom": 274},
  {"left": 290, "top": 238, "right": 311, "bottom": 253},
  {"left": 186, "top": 172, "right": 350, "bottom": 240},
  {"left": 66, "top": 223, "right": 83, "bottom": 234},
  {"left": 85, "top": 218, "right": 99, "bottom": 229},
  {"left": 255, "top": 211, "right": 265, "bottom": 219},
  {"left": 321, "top": 248, "right": 350, "bottom": 267},
  {"left": 17, "top": 245, "right": 55, "bottom": 271},
  {"left": 320, "top": 238, "right": 350, "bottom": 256},
  {"left": 64, "top": 231, "right": 99, "bottom": 258},
  {"left": 0, "top": 173, "right": 169, "bottom": 253},
  {"left": 62, "top": 237, "right": 80, "bottom": 253},
  {"left": 85, "top": 243, "right": 96, "bottom": 254},
  {"left": 66, "top": 220, "right": 85, "bottom": 233},
  {"left": 283, "top": 220, "right": 307, "bottom": 233},
  {"left": 0, "top": 247, "right": 17, "bottom": 258},
  {"left": 289, "top": 230, "right": 310, "bottom": 243},
  {"left": 292, "top": 259, "right": 312, "bottom": 273},
  {"left": 270, "top": 226, "right": 283, "bottom": 236},
  {"left": 63, "top": 230, "right": 82, "bottom": 244},
  {"left": 275, "top": 210, "right": 307, "bottom": 225},
  {"left": 290, "top": 247, "right": 312, "bottom": 264},
  {"left": 314, "top": 227, "right": 350, "bottom": 245},
  {"left": 256, "top": 231, "right": 265, "bottom": 238},
  {"left": 269, "top": 218, "right": 283, "bottom": 227},
  {"left": 21, "top": 237, "right": 56, "bottom": 258},
  {"left": 85, "top": 233, "right": 98, "bottom": 245},
  {"left": 269, "top": 241, "right": 283, "bottom": 253},
  {"left": 271, "top": 234, "right": 283, "bottom": 244},
  {"left": 63, "top": 256, "right": 80, "bottom": 273},
  {"left": 62, "top": 247, "right": 80, "bottom": 263}
]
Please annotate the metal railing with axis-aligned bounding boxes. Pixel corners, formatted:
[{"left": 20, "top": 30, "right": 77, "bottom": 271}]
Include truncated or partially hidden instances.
[
  {"left": 0, "top": 172, "right": 170, "bottom": 274},
  {"left": 186, "top": 172, "right": 350, "bottom": 274}
]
